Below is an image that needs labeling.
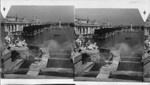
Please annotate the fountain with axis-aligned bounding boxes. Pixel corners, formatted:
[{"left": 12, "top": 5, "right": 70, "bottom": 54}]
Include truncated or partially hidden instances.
[{"left": 72, "top": 34, "right": 119, "bottom": 78}]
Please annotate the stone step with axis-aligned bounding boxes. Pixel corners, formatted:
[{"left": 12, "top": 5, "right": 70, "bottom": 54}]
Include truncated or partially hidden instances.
[
  {"left": 11, "top": 59, "right": 24, "bottom": 69},
  {"left": 40, "top": 68, "right": 73, "bottom": 77},
  {"left": 50, "top": 53, "right": 70, "bottom": 55},
  {"left": 26, "top": 53, "right": 50, "bottom": 76},
  {"left": 96, "top": 61, "right": 119, "bottom": 79},
  {"left": 50, "top": 53, "right": 71, "bottom": 59},
  {"left": 90, "top": 61, "right": 106, "bottom": 71},
  {"left": 47, "top": 59, "right": 73, "bottom": 69},
  {"left": 40, "top": 54, "right": 49, "bottom": 69},
  {"left": 49, "top": 58, "right": 70, "bottom": 60},
  {"left": 144, "top": 78, "right": 150, "bottom": 82},
  {"left": 4, "top": 74, "right": 72, "bottom": 79},
  {"left": 109, "top": 71, "right": 143, "bottom": 81},
  {"left": 84, "top": 62, "right": 94, "bottom": 72},
  {"left": 120, "top": 61, "right": 141, "bottom": 63},
  {"left": 121, "top": 57, "right": 141, "bottom": 62},
  {"left": 111, "top": 71, "right": 143, "bottom": 76},
  {"left": 142, "top": 56, "right": 150, "bottom": 65},
  {"left": 42, "top": 67, "right": 73, "bottom": 73},
  {"left": 26, "top": 61, "right": 41, "bottom": 76},
  {"left": 117, "top": 62, "right": 143, "bottom": 72},
  {"left": 83, "top": 71, "right": 99, "bottom": 77},
  {"left": 75, "top": 76, "right": 139, "bottom": 82},
  {"left": 120, "top": 56, "right": 141, "bottom": 58},
  {"left": 96, "top": 72, "right": 110, "bottom": 79},
  {"left": 26, "top": 69, "right": 40, "bottom": 76}
]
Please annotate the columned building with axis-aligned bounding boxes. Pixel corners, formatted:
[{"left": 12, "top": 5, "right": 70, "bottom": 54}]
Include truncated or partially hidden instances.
[
  {"left": 144, "top": 20, "right": 150, "bottom": 37},
  {"left": 4, "top": 16, "right": 31, "bottom": 35},
  {"left": 74, "top": 17, "right": 101, "bottom": 35}
]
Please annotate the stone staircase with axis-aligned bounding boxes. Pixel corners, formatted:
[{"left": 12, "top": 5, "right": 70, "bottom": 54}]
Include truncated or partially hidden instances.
[
  {"left": 39, "top": 50, "right": 74, "bottom": 77},
  {"left": 109, "top": 55, "right": 143, "bottom": 81}
]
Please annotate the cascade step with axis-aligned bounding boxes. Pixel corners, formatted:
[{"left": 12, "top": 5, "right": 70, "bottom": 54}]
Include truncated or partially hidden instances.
[
  {"left": 84, "top": 62, "right": 94, "bottom": 72},
  {"left": 142, "top": 56, "right": 150, "bottom": 65},
  {"left": 47, "top": 59, "right": 73, "bottom": 69},
  {"left": 121, "top": 57, "right": 141, "bottom": 62},
  {"left": 40, "top": 68, "right": 73, "bottom": 77},
  {"left": 117, "top": 62, "right": 143, "bottom": 72},
  {"left": 50, "top": 53, "right": 70, "bottom": 59},
  {"left": 109, "top": 71, "right": 143, "bottom": 81},
  {"left": 83, "top": 71, "right": 100, "bottom": 77}
]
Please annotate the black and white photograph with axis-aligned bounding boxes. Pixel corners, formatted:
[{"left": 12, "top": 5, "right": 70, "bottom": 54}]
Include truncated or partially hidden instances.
[
  {"left": 1, "top": 5, "right": 75, "bottom": 79},
  {"left": 0, "top": 0, "right": 150, "bottom": 84},
  {"left": 73, "top": 8, "right": 149, "bottom": 82}
]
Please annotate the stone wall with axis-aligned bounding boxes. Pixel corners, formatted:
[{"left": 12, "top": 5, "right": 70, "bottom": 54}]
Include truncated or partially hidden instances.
[{"left": 0, "top": 12, "right": 4, "bottom": 78}]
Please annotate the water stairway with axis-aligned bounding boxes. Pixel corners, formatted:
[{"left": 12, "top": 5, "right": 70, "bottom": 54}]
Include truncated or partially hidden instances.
[
  {"left": 109, "top": 55, "right": 143, "bottom": 81},
  {"left": 76, "top": 52, "right": 143, "bottom": 81},
  {"left": 39, "top": 48, "right": 74, "bottom": 78},
  {"left": 7, "top": 47, "right": 73, "bottom": 78}
]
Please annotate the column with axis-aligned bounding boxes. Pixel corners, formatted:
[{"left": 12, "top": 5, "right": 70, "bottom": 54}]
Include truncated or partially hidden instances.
[
  {"left": 92, "top": 27, "right": 95, "bottom": 34},
  {"left": 16, "top": 25, "right": 18, "bottom": 31},
  {"left": 11, "top": 25, "right": 13, "bottom": 32},
  {"left": 12, "top": 25, "right": 13, "bottom": 32},
  {"left": 79, "top": 27, "right": 81, "bottom": 34},
  {"left": 88, "top": 27, "right": 90, "bottom": 34},
  {"left": 90, "top": 27, "right": 92, "bottom": 34},
  {"left": 86, "top": 27, "right": 88, "bottom": 34},
  {"left": 4, "top": 25, "right": 7, "bottom": 32},
  {"left": 84, "top": 27, "right": 85, "bottom": 35},
  {"left": 22, "top": 25, "right": 24, "bottom": 31},
  {"left": 10, "top": 25, "right": 11, "bottom": 32},
  {"left": 82, "top": 27, "right": 84, "bottom": 35},
  {"left": 8, "top": 25, "right": 10, "bottom": 32},
  {"left": 13, "top": 25, "right": 16, "bottom": 32},
  {"left": 81, "top": 27, "right": 83, "bottom": 35}
]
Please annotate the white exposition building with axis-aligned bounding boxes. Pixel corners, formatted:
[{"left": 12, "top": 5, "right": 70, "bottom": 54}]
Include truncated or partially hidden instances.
[
  {"left": 74, "top": 17, "right": 113, "bottom": 36},
  {"left": 4, "top": 16, "right": 31, "bottom": 34},
  {"left": 3, "top": 16, "right": 41, "bottom": 35}
]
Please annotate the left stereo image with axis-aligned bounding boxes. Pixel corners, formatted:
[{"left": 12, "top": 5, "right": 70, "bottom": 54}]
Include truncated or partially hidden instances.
[
  {"left": 0, "top": 5, "right": 75, "bottom": 79},
  {"left": 2, "top": 84, "right": 75, "bottom": 85}
]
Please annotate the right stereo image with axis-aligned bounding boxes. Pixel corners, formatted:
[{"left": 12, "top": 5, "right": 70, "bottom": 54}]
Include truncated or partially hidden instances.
[{"left": 72, "top": 8, "right": 150, "bottom": 82}]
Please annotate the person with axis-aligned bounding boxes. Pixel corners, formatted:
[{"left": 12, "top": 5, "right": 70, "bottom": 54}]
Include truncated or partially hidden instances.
[{"left": 145, "top": 35, "right": 150, "bottom": 53}]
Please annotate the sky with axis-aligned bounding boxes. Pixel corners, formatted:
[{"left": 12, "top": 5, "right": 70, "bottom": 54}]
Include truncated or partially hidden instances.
[
  {"left": 7, "top": 6, "right": 74, "bottom": 23},
  {"left": 75, "top": 8, "right": 145, "bottom": 26}
]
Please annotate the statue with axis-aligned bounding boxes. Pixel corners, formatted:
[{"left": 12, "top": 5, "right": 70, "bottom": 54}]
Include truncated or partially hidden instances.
[
  {"left": 4, "top": 32, "right": 28, "bottom": 51},
  {"left": 145, "top": 35, "right": 150, "bottom": 53},
  {"left": 5, "top": 32, "right": 12, "bottom": 44}
]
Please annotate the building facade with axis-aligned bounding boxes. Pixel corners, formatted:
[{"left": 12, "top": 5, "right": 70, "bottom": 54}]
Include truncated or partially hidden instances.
[
  {"left": 144, "top": 20, "right": 150, "bottom": 37},
  {"left": 74, "top": 17, "right": 114, "bottom": 36},
  {"left": 74, "top": 17, "right": 101, "bottom": 35},
  {"left": 4, "top": 16, "right": 31, "bottom": 35}
]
